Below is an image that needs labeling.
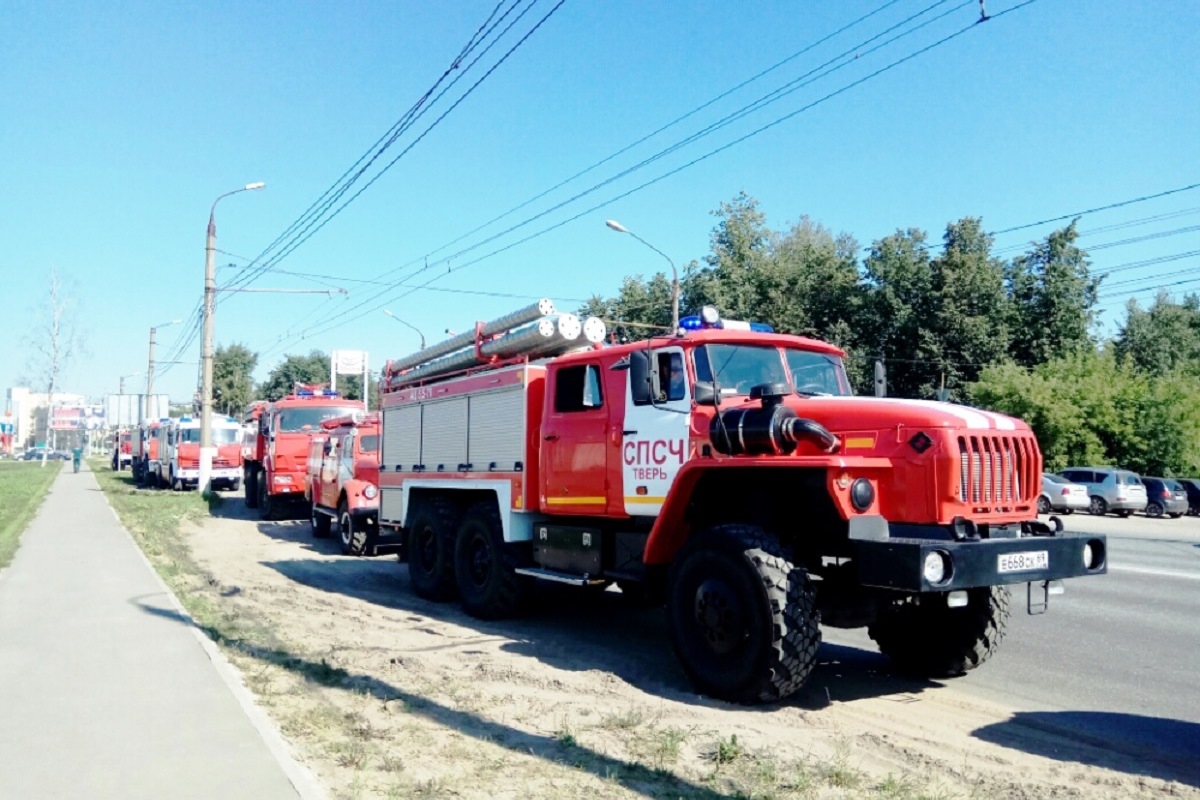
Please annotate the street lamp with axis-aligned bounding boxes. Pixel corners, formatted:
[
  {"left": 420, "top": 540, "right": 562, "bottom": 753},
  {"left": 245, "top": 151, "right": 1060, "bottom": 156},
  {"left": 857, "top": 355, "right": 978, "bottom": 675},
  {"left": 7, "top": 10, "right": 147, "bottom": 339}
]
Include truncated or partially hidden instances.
[
  {"left": 119, "top": 372, "right": 141, "bottom": 396},
  {"left": 605, "top": 219, "right": 679, "bottom": 333},
  {"left": 145, "top": 319, "right": 182, "bottom": 424},
  {"left": 201, "top": 181, "right": 265, "bottom": 495},
  {"left": 383, "top": 310, "right": 426, "bottom": 349}
]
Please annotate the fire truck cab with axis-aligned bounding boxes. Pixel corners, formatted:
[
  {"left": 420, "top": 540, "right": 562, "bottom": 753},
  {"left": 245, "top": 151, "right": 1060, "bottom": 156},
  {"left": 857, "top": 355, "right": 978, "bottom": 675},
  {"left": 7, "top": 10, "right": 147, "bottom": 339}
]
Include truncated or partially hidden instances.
[
  {"left": 376, "top": 302, "right": 1108, "bottom": 704},
  {"left": 154, "top": 414, "right": 243, "bottom": 492},
  {"left": 306, "top": 412, "right": 381, "bottom": 555},
  {"left": 132, "top": 419, "right": 165, "bottom": 486},
  {"left": 243, "top": 388, "right": 365, "bottom": 520}
]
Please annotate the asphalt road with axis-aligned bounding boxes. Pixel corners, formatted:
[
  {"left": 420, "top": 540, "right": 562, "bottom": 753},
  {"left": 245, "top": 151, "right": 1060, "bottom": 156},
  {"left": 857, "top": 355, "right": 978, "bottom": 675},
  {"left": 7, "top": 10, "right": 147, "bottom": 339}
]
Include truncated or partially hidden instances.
[{"left": 825, "top": 510, "right": 1200, "bottom": 767}]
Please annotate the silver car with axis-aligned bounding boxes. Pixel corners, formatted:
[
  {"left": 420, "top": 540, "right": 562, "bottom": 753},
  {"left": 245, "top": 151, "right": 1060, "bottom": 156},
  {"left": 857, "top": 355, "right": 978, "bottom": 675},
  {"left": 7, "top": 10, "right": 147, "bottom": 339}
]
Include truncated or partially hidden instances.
[
  {"left": 1058, "top": 466, "right": 1148, "bottom": 517},
  {"left": 1039, "top": 473, "right": 1089, "bottom": 515}
]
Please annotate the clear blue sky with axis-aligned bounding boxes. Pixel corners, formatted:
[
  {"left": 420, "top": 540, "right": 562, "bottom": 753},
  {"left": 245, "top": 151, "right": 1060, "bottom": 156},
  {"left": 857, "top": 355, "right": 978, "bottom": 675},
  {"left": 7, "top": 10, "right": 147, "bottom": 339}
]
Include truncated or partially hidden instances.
[{"left": 3, "top": 0, "right": 1197, "bottom": 405}]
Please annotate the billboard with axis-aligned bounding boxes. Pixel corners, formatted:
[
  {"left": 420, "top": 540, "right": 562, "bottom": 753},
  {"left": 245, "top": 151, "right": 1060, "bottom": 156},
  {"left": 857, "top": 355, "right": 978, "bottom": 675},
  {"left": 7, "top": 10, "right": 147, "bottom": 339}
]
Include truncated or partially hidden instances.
[
  {"left": 50, "top": 405, "right": 106, "bottom": 431},
  {"left": 104, "top": 394, "right": 170, "bottom": 427}
]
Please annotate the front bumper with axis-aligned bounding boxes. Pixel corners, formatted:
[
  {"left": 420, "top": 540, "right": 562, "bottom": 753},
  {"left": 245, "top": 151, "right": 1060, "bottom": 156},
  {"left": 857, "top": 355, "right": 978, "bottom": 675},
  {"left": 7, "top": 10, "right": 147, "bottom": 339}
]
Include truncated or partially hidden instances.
[
  {"left": 175, "top": 467, "right": 242, "bottom": 484},
  {"left": 849, "top": 516, "right": 1106, "bottom": 592}
]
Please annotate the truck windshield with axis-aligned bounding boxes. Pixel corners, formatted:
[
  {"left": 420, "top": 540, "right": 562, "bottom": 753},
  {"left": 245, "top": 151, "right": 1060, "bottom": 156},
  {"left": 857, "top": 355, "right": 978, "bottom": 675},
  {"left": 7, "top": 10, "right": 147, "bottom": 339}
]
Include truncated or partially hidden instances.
[
  {"left": 276, "top": 407, "right": 361, "bottom": 433},
  {"left": 694, "top": 345, "right": 851, "bottom": 397},
  {"left": 178, "top": 428, "right": 239, "bottom": 444}
]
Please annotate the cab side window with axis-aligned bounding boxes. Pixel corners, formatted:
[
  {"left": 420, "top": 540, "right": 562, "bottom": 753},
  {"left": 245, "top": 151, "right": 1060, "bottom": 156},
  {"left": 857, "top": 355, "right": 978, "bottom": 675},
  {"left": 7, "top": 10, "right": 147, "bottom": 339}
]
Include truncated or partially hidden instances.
[{"left": 555, "top": 364, "right": 604, "bottom": 412}]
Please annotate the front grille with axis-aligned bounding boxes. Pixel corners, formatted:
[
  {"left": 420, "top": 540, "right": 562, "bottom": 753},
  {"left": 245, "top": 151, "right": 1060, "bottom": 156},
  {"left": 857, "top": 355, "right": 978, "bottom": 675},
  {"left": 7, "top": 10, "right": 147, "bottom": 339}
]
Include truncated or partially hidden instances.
[
  {"left": 958, "top": 434, "right": 1037, "bottom": 509},
  {"left": 214, "top": 458, "right": 232, "bottom": 467}
]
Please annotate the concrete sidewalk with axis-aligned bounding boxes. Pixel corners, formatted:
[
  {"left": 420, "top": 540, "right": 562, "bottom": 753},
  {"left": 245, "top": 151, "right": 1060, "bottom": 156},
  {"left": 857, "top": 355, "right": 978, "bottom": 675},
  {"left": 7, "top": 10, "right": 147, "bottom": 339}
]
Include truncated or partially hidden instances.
[{"left": 0, "top": 463, "right": 313, "bottom": 799}]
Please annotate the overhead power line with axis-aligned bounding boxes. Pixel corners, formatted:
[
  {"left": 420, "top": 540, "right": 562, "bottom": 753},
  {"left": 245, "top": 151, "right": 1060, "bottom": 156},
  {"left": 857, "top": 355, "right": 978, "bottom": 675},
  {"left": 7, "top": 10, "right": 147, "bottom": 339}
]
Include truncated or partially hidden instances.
[{"left": 259, "top": 0, "right": 1038, "bottom": 359}]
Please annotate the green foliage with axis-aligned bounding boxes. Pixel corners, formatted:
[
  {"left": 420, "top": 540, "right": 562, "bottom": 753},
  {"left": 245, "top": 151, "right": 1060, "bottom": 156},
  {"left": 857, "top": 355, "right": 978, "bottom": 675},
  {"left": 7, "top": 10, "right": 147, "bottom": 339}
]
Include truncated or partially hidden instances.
[
  {"left": 0, "top": 461, "right": 62, "bottom": 569},
  {"left": 1006, "top": 221, "right": 1099, "bottom": 367},
  {"left": 968, "top": 349, "right": 1200, "bottom": 476},
  {"left": 213, "top": 342, "right": 257, "bottom": 416},
  {"left": 259, "top": 350, "right": 330, "bottom": 401},
  {"left": 1113, "top": 292, "right": 1200, "bottom": 376}
]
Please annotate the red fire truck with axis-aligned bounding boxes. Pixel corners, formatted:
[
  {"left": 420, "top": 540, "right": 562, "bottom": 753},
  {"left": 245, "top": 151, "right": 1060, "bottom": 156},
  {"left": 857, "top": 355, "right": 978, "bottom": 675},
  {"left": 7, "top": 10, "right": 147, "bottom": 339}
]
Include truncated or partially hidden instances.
[
  {"left": 306, "top": 412, "right": 381, "bottom": 555},
  {"left": 110, "top": 430, "right": 133, "bottom": 471},
  {"left": 243, "top": 388, "right": 365, "bottom": 519},
  {"left": 375, "top": 301, "right": 1107, "bottom": 704},
  {"left": 132, "top": 419, "right": 164, "bottom": 486}
]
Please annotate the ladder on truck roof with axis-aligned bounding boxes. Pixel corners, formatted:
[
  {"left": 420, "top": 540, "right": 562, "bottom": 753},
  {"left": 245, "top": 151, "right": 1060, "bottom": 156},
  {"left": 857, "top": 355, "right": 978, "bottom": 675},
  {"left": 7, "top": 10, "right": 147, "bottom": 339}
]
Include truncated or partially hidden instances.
[{"left": 382, "top": 299, "right": 606, "bottom": 391}]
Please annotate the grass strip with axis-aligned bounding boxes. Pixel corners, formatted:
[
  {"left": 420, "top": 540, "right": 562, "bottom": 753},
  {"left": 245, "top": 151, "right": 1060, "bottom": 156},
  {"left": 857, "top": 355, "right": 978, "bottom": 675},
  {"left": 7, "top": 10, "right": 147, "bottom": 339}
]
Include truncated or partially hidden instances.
[{"left": 0, "top": 460, "right": 62, "bottom": 569}]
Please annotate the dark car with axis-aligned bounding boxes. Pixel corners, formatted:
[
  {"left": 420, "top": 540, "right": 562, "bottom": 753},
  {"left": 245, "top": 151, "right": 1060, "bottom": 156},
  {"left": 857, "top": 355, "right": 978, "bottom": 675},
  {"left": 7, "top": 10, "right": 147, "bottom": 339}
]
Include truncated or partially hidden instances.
[
  {"left": 1140, "top": 477, "right": 1188, "bottom": 518},
  {"left": 1178, "top": 478, "right": 1200, "bottom": 515}
]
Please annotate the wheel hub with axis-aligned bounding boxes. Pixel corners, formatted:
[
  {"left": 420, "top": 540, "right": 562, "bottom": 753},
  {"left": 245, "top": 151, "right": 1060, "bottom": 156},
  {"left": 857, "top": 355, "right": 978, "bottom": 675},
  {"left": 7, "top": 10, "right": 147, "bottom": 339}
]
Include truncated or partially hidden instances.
[
  {"left": 693, "top": 578, "right": 744, "bottom": 655},
  {"left": 468, "top": 534, "right": 491, "bottom": 588}
]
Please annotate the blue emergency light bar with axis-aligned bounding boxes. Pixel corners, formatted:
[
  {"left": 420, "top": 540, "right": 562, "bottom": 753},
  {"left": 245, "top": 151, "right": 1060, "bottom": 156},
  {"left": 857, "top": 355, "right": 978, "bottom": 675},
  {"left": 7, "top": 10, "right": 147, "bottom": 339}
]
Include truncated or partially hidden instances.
[
  {"left": 295, "top": 388, "right": 339, "bottom": 398},
  {"left": 680, "top": 305, "right": 774, "bottom": 334}
]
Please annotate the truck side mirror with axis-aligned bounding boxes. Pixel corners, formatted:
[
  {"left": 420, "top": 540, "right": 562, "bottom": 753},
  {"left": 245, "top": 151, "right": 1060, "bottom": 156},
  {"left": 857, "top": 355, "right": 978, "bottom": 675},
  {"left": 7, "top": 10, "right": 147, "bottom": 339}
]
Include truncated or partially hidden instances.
[
  {"left": 693, "top": 381, "right": 716, "bottom": 406},
  {"left": 629, "top": 350, "right": 651, "bottom": 404}
]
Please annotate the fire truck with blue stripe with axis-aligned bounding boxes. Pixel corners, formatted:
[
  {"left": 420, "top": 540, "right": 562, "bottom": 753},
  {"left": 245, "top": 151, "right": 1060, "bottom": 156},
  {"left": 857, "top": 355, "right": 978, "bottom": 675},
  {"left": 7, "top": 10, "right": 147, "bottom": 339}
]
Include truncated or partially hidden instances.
[{"left": 376, "top": 300, "right": 1106, "bottom": 704}]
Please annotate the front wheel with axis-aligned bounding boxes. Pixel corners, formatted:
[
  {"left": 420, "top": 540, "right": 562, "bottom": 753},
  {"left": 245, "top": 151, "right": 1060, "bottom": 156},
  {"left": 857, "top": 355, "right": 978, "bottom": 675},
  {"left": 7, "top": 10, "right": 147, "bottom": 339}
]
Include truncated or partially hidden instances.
[
  {"left": 666, "top": 524, "right": 820, "bottom": 704},
  {"left": 340, "top": 500, "right": 373, "bottom": 557},
  {"left": 453, "top": 500, "right": 526, "bottom": 619},
  {"left": 311, "top": 500, "right": 331, "bottom": 538},
  {"left": 868, "top": 586, "right": 1010, "bottom": 677},
  {"left": 245, "top": 469, "right": 259, "bottom": 509},
  {"left": 258, "top": 478, "right": 276, "bottom": 521}
]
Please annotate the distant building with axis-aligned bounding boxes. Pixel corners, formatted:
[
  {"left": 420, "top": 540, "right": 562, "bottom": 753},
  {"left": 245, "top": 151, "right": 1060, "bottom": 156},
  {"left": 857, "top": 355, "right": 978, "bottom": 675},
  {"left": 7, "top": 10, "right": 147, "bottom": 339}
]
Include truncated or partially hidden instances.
[{"left": 5, "top": 387, "right": 87, "bottom": 451}]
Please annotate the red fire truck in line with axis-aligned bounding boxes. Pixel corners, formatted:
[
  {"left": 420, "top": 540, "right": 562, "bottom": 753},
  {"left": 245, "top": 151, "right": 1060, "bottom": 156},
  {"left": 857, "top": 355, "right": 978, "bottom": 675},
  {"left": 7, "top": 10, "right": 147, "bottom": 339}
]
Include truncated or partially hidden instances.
[
  {"left": 373, "top": 301, "right": 1107, "bottom": 704},
  {"left": 110, "top": 430, "right": 133, "bottom": 471},
  {"left": 243, "top": 388, "right": 365, "bottom": 519},
  {"left": 306, "top": 412, "right": 381, "bottom": 555},
  {"left": 132, "top": 419, "right": 163, "bottom": 486},
  {"left": 148, "top": 414, "right": 243, "bottom": 492}
]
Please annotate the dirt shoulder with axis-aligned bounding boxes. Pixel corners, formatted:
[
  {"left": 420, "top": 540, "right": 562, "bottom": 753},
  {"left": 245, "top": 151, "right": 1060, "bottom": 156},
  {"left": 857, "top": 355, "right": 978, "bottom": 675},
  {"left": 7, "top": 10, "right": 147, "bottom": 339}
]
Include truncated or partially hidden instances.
[{"left": 181, "top": 503, "right": 1199, "bottom": 800}]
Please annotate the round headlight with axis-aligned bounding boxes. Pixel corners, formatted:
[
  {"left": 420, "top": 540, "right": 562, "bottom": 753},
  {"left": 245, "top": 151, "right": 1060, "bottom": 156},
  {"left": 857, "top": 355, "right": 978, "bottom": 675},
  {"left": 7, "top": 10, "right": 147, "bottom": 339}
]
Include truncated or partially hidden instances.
[
  {"left": 923, "top": 551, "right": 950, "bottom": 584},
  {"left": 850, "top": 478, "right": 875, "bottom": 511},
  {"left": 363, "top": 484, "right": 378, "bottom": 499},
  {"left": 1083, "top": 539, "right": 1104, "bottom": 570},
  {"left": 1082, "top": 543, "right": 1093, "bottom": 570}
]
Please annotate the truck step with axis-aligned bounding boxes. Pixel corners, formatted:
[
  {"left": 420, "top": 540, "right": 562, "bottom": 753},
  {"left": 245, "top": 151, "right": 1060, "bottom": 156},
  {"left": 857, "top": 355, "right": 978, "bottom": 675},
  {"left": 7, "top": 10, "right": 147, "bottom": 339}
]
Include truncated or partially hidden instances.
[{"left": 514, "top": 567, "right": 607, "bottom": 587}]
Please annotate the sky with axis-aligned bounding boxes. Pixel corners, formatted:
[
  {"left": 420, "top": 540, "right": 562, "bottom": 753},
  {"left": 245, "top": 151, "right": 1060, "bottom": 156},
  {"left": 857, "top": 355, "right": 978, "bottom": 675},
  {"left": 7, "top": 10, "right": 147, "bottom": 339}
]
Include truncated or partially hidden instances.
[{"left": 3, "top": 0, "right": 1197, "bottom": 406}]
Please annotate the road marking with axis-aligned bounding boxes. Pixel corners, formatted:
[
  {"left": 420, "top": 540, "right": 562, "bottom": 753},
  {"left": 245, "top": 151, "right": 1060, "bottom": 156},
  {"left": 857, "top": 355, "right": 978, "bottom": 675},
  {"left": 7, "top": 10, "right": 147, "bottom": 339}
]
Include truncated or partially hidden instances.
[{"left": 1108, "top": 564, "right": 1200, "bottom": 581}]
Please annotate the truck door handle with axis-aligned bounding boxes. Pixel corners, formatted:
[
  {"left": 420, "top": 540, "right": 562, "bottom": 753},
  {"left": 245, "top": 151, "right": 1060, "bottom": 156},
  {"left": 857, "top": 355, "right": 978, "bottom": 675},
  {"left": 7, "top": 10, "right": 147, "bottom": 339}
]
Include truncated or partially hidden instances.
[
  {"left": 544, "top": 434, "right": 559, "bottom": 441},
  {"left": 623, "top": 429, "right": 637, "bottom": 435}
]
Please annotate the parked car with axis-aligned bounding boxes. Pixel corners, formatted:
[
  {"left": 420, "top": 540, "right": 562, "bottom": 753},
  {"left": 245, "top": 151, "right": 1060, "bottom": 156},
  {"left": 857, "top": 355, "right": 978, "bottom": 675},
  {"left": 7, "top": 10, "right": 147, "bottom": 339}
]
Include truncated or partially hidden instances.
[
  {"left": 1058, "top": 466, "right": 1149, "bottom": 517},
  {"left": 1039, "top": 473, "right": 1089, "bottom": 515},
  {"left": 1177, "top": 478, "right": 1200, "bottom": 516},
  {"left": 1140, "top": 477, "right": 1188, "bottom": 518}
]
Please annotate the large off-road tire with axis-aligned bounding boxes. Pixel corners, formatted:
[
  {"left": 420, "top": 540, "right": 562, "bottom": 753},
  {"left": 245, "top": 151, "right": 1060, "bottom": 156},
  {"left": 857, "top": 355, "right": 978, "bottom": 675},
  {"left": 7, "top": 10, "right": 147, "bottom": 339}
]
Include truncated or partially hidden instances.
[
  {"left": 245, "top": 468, "right": 259, "bottom": 509},
  {"left": 340, "top": 499, "right": 373, "bottom": 557},
  {"left": 407, "top": 497, "right": 459, "bottom": 601},
  {"left": 258, "top": 478, "right": 277, "bottom": 521},
  {"left": 311, "top": 500, "right": 331, "bottom": 538},
  {"left": 453, "top": 500, "right": 527, "bottom": 620},
  {"left": 868, "top": 586, "right": 1010, "bottom": 677},
  {"left": 1089, "top": 496, "right": 1107, "bottom": 516},
  {"left": 1036, "top": 496, "right": 1051, "bottom": 515},
  {"left": 666, "top": 524, "right": 820, "bottom": 704}
]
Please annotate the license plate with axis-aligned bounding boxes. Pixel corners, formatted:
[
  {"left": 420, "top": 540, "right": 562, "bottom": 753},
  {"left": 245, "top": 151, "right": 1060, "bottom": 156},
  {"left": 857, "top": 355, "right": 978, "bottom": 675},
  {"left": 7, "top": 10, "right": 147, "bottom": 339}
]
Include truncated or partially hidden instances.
[{"left": 998, "top": 551, "right": 1048, "bottom": 573}]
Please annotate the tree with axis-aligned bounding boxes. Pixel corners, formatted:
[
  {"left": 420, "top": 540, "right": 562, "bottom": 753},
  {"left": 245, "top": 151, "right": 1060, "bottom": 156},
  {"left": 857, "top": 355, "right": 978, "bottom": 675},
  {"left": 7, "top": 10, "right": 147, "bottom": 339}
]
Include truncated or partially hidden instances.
[
  {"left": 258, "top": 351, "right": 330, "bottom": 401},
  {"left": 1006, "top": 221, "right": 1099, "bottom": 367},
  {"left": 1113, "top": 292, "right": 1200, "bottom": 376},
  {"left": 213, "top": 343, "right": 257, "bottom": 416},
  {"left": 925, "top": 217, "right": 1011, "bottom": 397},
  {"left": 23, "top": 269, "right": 80, "bottom": 464},
  {"left": 859, "top": 228, "right": 937, "bottom": 398}
]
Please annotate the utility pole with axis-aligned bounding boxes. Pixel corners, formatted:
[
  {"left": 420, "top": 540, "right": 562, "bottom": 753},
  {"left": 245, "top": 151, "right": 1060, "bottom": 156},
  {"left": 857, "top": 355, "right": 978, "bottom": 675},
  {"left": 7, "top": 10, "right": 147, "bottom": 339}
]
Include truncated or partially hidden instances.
[{"left": 200, "top": 182, "right": 264, "bottom": 495}]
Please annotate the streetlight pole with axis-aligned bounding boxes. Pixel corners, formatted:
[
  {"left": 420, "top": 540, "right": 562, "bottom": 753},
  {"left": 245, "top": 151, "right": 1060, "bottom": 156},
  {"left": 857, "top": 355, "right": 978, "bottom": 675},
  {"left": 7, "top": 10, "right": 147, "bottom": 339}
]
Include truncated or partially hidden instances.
[
  {"left": 145, "top": 319, "right": 182, "bottom": 424},
  {"left": 383, "top": 310, "right": 426, "bottom": 349},
  {"left": 605, "top": 219, "right": 680, "bottom": 333},
  {"left": 201, "top": 182, "right": 265, "bottom": 495}
]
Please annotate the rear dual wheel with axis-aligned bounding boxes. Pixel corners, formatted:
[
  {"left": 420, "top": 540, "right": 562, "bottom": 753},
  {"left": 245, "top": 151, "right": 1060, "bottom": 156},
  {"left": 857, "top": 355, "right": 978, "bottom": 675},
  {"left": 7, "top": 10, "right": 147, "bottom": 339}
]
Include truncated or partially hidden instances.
[
  {"left": 453, "top": 501, "right": 526, "bottom": 620},
  {"left": 407, "top": 498, "right": 459, "bottom": 601}
]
